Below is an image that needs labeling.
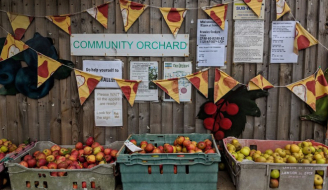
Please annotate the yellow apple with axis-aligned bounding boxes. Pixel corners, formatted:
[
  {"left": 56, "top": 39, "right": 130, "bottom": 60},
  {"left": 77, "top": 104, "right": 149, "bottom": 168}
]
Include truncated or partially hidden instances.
[
  {"left": 290, "top": 144, "right": 300, "bottom": 153},
  {"left": 316, "top": 158, "right": 326, "bottom": 164},
  {"left": 285, "top": 144, "right": 291, "bottom": 150},
  {"left": 302, "top": 147, "right": 312, "bottom": 155},
  {"left": 301, "top": 141, "right": 309, "bottom": 147},
  {"left": 301, "top": 159, "right": 310, "bottom": 164},
  {"left": 287, "top": 156, "right": 297, "bottom": 163},
  {"left": 255, "top": 156, "right": 266, "bottom": 163},
  {"left": 314, "top": 174, "right": 323, "bottom": 185},
  {"left": 314, "top": 154, "right": 323, "bottom": 160},
  {"left": 274, "top": 156, "right": 284, "bottom": 163},
  {"left": 275, "top": 148, "right": 282, "bottom": 153},
  {"left": 265, "top": 149, "right": 273, "bottom": 155}
]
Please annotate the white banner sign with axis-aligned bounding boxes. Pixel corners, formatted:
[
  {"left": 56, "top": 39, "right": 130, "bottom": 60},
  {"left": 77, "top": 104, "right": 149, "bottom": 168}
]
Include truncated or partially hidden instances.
[
  {"left": 130, "top": 61, "right": 158, "bottom": 101},
  {"left": 71, "top": 34, "right": 189, "bottom": 57},
  {"left": 271, "top": 21, "right": 298, "bottom": 63},
  {"left": 95, "top": 89, "right": 123, "bottom": 127},
  {"left": 83, "top": 60, "right": 122, "bottom": 88}
]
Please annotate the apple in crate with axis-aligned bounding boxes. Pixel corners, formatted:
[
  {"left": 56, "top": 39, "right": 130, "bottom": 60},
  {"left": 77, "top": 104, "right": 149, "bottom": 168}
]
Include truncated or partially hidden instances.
[
  {"left": 110, "top": 150, "right": 118, "bottom": 158},
  {"left": 87, "top": 155, "right": 96, "bottom": 164},
  {"left": 48, "top": 162, "right": 57, "bottom": 169},
  {"left": 91, "top": 142, "right": 100, "bottom": 149},
  {"left": 36, "top": 153, "right": 46, "bottom": 160},
  {"left": 43, "top": 149, "right": 52, "bottom": 156},
  {"left": 46, "top": 155, "right": 55, "bottom": 162},
  {"left": 50, "top": 145, "right": 61, "bottom": 152},
  {"left": 37, "top": 159, "right": 47, "bottom": 167},
  {"left": 104, "top": 148, "right": 111, "bottom": 155},
  {"left": 75, "top": 142, "right": 83, "bottom": 150},
  {"left": 86, "top": 137, "right": 94, "bottom": 146},
  {"left": 27, "top": 159, "right": 36, "bottom": 168},
  {"left": 19, "top": 161, "right": 28, "bottom": 167},
  {"left": 93, "top": 147, "right": 102, "bottom": 155},
  {"left": 84, "top": 146, "right": 92, "bottom": 155},
  {"left": 23, "top": 155, "right": 33, "bottom": 161},
  {"left": 96, "top": 152, "right": 105, "bottom": 161}
]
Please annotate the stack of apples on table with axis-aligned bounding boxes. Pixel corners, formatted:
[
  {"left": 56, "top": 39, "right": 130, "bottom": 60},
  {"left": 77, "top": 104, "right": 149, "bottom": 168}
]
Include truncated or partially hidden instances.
[
  {"left": 226, "top": 139, "right": 328, "bottom": 164},
  {"left": 0, "top": 138, "right": 27, "bottom": 160},
  {"left": 19, "top": 137, "right": 119, "bottom": 174},
  {"left": 129, "top": 136, "right": 216, "bottom": 154}
]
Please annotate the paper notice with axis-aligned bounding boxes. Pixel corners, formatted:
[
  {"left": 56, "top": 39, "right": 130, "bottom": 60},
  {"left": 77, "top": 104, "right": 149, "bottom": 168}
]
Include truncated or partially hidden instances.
[
  {"left": 197, "top": 45, "right": 225, "bottom": 66},
  {"left": 233, "top": 1, "right": 265, "bottom": 20},
  {"left": 233, "top": 20, "right": 264, "bottom": 63},
  {"left": 130, "top": 61, "right": 158, "bottom": 101},
  {"left": 271, "top": 21, "right": 298, "bottom": 63},
  {"left": 94, "top": 89, "right": 123, "bottom": 126},
  {"left": 124, "top": 140, "right": 142, "bottom": 152}
]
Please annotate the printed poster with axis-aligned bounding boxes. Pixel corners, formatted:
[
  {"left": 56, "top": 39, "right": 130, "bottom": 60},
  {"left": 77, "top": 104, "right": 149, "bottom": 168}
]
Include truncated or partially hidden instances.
[
  {"left": 83, "top": 60, "right": 122, "bottom": 88},
  {"left": 163, "top": 62, "right": 192, "bottom": 102},
  {"left": 233, "top": 1, "right": 265, "bottom": 20},
  {"left": 130, "top": 61, "right": 158, "bottom": 101},
  {"left": 94, "top": 89, "right": 123, "bottom": 126},
  {"left": 197, "top": 19, "right": 228, "bottom": 67},
  {"left": 233, "top": 20, "right": 264, "bottom": 63},
  {"left": 271, "top": 21, "right": 298, "bottom": 63}
]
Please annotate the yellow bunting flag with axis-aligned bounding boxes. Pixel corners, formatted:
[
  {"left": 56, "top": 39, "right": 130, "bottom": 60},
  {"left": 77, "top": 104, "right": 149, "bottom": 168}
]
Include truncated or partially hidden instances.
[
  {"left": 293, "top": 22, "right": 318, "bottom": 55},
  {"left": 247, "top": 75, "right": 274, "bottom": 91},
  {"left": 0, "top": 34, "right": 28, "bottom": 61},
  {"left": 46, "top": 15, "right": 71, "bottom": 35},
  {"left": 37, "top": 54, "right": 62, "bottom": 88},
  {"left": 153, "top": 78, "right": 180, "bottom": 104},
  {"left": 315, "top": 68, "right": 328, "bottom": 100},
  {"left": 115, "top": 78, "right": 141, "bottom": 107},
  {"left": 74, "top": 70, "right": 102, "bottom": 105},
  {"left": 214, "top": 69, "right": 239, "bottom": 103},
  {"left": 276, "top": 0, "right": 291, "bottom": 20},
  {"left": 185, "top": 69, "right": 209, "bottom": 98},
  {"left": 119, "top": 0, "right": 148, "bottom": 32},
  {"left": 7, "top": 12, "right": 34, "bottom": 40},
  {"left": 286, "top": 75, "right": 316, "bottom": 111},
  {"left": 202, "top": 4, "right": 228, "bottom": 30},
  {"left": 243, "top": 0, "right": 262, "bottom": 17},
  {"left": 86, "top": 2, "right": 109, "bottom": 29},
  {"left": 160, "top": 7, "right": 187, "bottom": 38}
]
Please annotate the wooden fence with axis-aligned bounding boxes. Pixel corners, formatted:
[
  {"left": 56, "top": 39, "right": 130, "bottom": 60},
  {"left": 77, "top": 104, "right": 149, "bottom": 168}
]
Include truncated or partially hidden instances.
[{"left": 0, "top": 0, "right": 327, "bottom": 145}]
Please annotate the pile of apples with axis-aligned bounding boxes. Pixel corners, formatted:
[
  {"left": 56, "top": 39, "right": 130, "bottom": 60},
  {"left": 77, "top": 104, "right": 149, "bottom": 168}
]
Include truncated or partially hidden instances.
[
  {"left": 0, "top": 138, "right": 27, "bottom": 160},
  {"left": 130, "top": 136, "right": 216, "bottom": 154},
  {"left": 227, "top": 139, "right": 328, "bottom": 164},
  {"left": 19, "top": 137, "right": 119, "bottom": 176}
]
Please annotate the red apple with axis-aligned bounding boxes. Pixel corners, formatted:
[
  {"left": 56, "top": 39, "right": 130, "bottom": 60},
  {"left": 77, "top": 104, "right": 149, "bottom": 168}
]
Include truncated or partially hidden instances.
[
  {"left": 57, "top": 171, "right": 67, "bottom": 177},
  {"left": 71, "top": 150, "right": 79, "bottom": 157},
  {"left": 78, "top": 149, "right": 84, "bottom": 156},
  {"left": 96, "top": 152, "right": 105, "bottom": 161},
  {"left": 110, "top": 150, "right": 118, "bottom": 158},
  {"left": 56, "top": 156, "right": 66, "bottom": 164},
  {"left": 82, "top": 182, "right": 87, "bottom": 188},
  {"left": 65, "top": 154, "right": 70, "bottom": 159},
  {"left": 183, "top": 140, "right": 191, "bottom": 147},
  {"left": 87, "top": 164, "right": 96, "bottom": 169},
  {"left": 75, "top": 142, "right": 83, "bottom": 150},
  {"left": 204, "top": 140, "right": 212, "bottom": 147},
  {"left": 69, "top": 155, "right": 77, "bottom": 161},
  {"left": 87, "top": 155, "right": 96, "bottom": 164},
  {"left": 158, "top": 146, "right": 164, "bottom": 153},
  {"left": 91, "top": 142, "right": 100, "bottom": 149},
  {"left": 187, "top": 144, "right": 196, "bottom": 151},
  {"left": 36, "top": 153, "right": 46, "bottom": 160},
  {"left": 197, "top": 142, "right": 206, "bottom": 150},
  {"left": 67, "top": 165, "right": 77, "bottom": 169},
  {"left": 33, "top": 151, "right": 40, "bottom": 157},
  {"left": 83, "top": 162, "right": 89, "bottom": 168},
  {"left": 79, "top": 155, "right": 86, "bottom": 163},
  {"left": 43, "top": 149, "right": 52, "bottom": 156},
  {"left": 50, "top": 145, "right": 61, "bottom": 152},
  {"left": 91, "top": 182, "right": 95, "bottom": 188},
  {"left": 205, "top": 149, "right": 215, "bottom": 154},
  {"left": 50, "top": 172, "right": 58, "bottom": 176},
  {"left": 52, "top": 150, "right": 59, "bottom": 157},
  {"left": 176, "top": 136, "right": 185, "bottom": 145},
  {"left": 152, "top": 148, "right": 161, "bottom": 153},
  {"left": 188, "top": 150, "right": 196, "bottom": 153},
  {"left": 84, "top": 146, "right": 92, "bottom": 155},
  {"left": 57, "top": 161, "right": 68, "bottom": 169},
  {"left": 23, "top": 155, "right": 33, "bottom": 161},
  {"left": 164, "top": 145, "right": 173, "bottom": 153},
  {"left": 65, "top": 160, "right": 72, "bottom": 166},
  {"left": 145, "top": 144, "right": 154, "bottom": 153},
  {"left": 204, "top": 146, "right": 212, "bottom": 151},
  {"left": 130, "top": 139, "right": 137, "bottom": 145},
  {"left": 47, "top": 162, "right": 57, "bottom": 169},
  {"left": 105, "top": 155, "right": 112, "bottom": 162},
  {"left": 40, "top": 166, "right": 48, "bottom": 169},
  {"left": 270, "top": 178, "right": 279, "bottom": 188},
  {"left": 37, "top": 159, "right": 47, "bottom": 167},
  {"left": 27, "top": 158, "right": 36, "bottom": 168},
  {"left": 20, "top": 161, "right": 28, "bottom": 167},
  {"left": 140, "top": 141, "right": 148, "bottom": 147},
  {"left": 104, "top": 148, "right": 112, "bottom": 155},
  {"left": 86, "top": 137, "right": 94, "bottom": 146}
]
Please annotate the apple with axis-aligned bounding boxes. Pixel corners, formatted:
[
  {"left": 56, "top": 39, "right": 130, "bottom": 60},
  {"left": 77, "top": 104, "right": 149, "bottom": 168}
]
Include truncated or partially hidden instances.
[
  {"left": 91, "top": 182, "right": 96, "bottom": 188},
  {"left": 316, "top": 158, "right": 326, "bottom": 164},
  {"left": 274, "top": 157, "right": 284, "bottom": 163},
  {"left": 197, "top": 142, "right": 206, "bottom": 150},
  {"left": 164, "top": 145, "right": 173, "bottom": 153},
  {"left": 79, "top": 155, "right": 86, "bottom": 163},
  {"left": 301, "top": 141, "right": 309, "bottom": 147},
  {"left": 255, "top": 156, "right": 266, "bottom": 163},
  {"left": 140, "top": 141, "right": 148, "bottom": 147},
  {"left": 50, "top": 172, "right": 58, "bottom": 176},
  {"left": 46, "top": 155, "right": 55, "bottom": 162},
  {"left": 37, "top": 159, "right": 47, "bottom": 167},
  {"left": 270, "top": 169, "right": 280, "bottom": 179},
  {"left": 67, "top": 165, "right": 77, "bottom": 169},
  {"left": 265, "top": 149, "right": 273, "bottom": 155},
  {"left": 182, "top": 147, "right": 187, "bottom": 153},
  {"left": 48, "top": 162, "right": 57, "bottom": 169},
  {"left": 187, "top": 144, "right": 196, "bottom": 151},
  {"left": 277, "top": 149, "right": 286, "bottom": 158},
  {"left": 84, "top": 146, "right": 93, "bottom": 155},
  {"left": 43, "top": 149, "right": 52, "bottom": 156},
  {"left": 158, "top": 146, "right": 164, "bottom": 153},
  {"left": 287, "top": 156, "right": 297, "bottom": 163},
  {"left": 75, "top": 142, "right": 83, "bottom": 150},
  {"left": 302, "top": 147, "right": 312, "bottom": 155},
  {"left": 27, "top": 158, "right": 36, "bottom": 168},
  {"left": 204, "top": 139, "right": 212, "bottom": 147},
  {"left": 309, "top": 146, "right": 316, "bottom": 154},
  {"left": 191, "top": 141, "right": 197, "bottom": 146},
  {"left": 83, "top": 162, "right": 89, "bottom": 168},
  {"left": 105, "top": 155, "right": 112, "bottom": 162},
  {"left": 96, "top": 152, "right": 105, "bottom": 161},
  {"left": 175, "top": 145, "right": 182, "bottom": 152},
  {"left": 249, "top": 149, "right": 256, "bottom": 156},
  {"left": 252, "top": 153, "right": 261, "bottom": 160},
  {"left": 82, "top": 182, "right": 87, "bottom": 188},
  {"left": 269, "top": 178, "right": 279, "bottom": 188},
  {"left": 52, "top": 150, "right": 59, "bottom": 157},
  {"left": 290, "top": 144, "right": 300, "bottom": 153},
  {"left": 87, "top": 155, "right": 96, "bottom": 164},
  {"left": 78, "top": 149, "right": 84, "bottom": 156},
  {"left": 36, "top": 152, "right": 46, "bottom": 160},
  {"left": 20, "top": 161, "right": 28, "bottom": 167},
  {"left": 91, "top": 142, "right": 100, "bottom": 149},
  {"left": 56, "top": 156, "right": 66, "bottom": 164},
  {"left": 130, "top": 139, "right": 137, "bottom": 145},
  {"left": 176, "top": 136, "right": 185, "bottom": 145},
  {"left": 104, "top": 148, "right": 111, "bottom": 155},
  {"left": 145, "top": 144, "right": 154, "bottom": 153},
  {"left": 40, "top": 166, "right": 48, "bottom": 169},
  {"left": 110, "top": 150, "right": 118, "bottom": 158},
  {"left": 240, "top": 147, "right": 250, "bottom": 156},
  {"left": 302, "top": 159, "right": 310, "bottom": 163},
  {"left": 93, "top": 147, "right": 102, "bottom": 155},
  {"left": 183, "top": 140, "right": 191, "bottom": 147},
  {"left": 59, "top": 148, "right": 70, "bottom": 156},
  {"left": 188, "top": 150, "right": 195, "bottom": 153},
  {"left": 314, "top": 174, "right": 323, "bottom": 185},
  {"left": 152, "top": 148, "right": 161, "bottom": 153},
  {"left": 88, "top": 164, "right": 96, "bottom": 168},
  {"left": 57, "top": 171, "right": 67, "bottom": 177},
  {"left": 71, "top": 150, "right": 79, "bottom": 157},
  {"left": 245, "top": 156, "right": 252, "bottom": 161},
  {"left": 24, "top": 155, "right": 33, "bottom": 161},
  {"left": 86, "top": 137, "right": 94, "bottom": 146},
  {"left": 314, "top": 154, "right": 323, "bottom": 160},
  {"left": 205, "top": 149, "right": 215, "bottom": 154},
  {"left": 195, "top": 149, "right": 202, "bottom": 153},
  {"left": 204, "top": 146, "right": 212, "bottom": 151},
  {"left": 69, "top": 155, "right": 77, "bottom": 161},
  {"left": 57, "top": 161, "right": 68, "bottom": 169}
]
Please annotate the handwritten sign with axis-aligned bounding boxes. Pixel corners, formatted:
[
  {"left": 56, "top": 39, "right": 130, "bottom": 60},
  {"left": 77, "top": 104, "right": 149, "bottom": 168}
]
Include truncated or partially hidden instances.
[{"left": 94, "top": 89, "right": 123, "bottom": 126}]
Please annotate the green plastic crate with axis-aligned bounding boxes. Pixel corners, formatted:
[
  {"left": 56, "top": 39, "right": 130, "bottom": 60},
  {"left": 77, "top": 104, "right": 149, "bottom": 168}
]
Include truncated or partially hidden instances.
[{"left": 117, "top": 134, "right": 221, "bottom": 190}]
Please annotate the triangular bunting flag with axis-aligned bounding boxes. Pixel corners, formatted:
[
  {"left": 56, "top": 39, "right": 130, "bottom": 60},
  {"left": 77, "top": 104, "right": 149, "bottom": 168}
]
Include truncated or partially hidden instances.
[
  {"left": 185, "top": 69, "right": 209, "bottom": 98},
  {"left": 202, "top": 4, "right": 228, "bottom": 30},
  {"left": 0, "top": 34, "right": 28, "bottom": 61},
  {"left": 153, "top": 78, "right": 180, "bottom": 103},
  {"left": 243, "top": 0, "right": 262, "bottom": 17},
  {"left": 286, "top": 75, "right": 316, "bottom": 111},
  {"left": 115, "top": 78, "right": 141, "bottom": 107},
  {"left": 315, "top": 68, "right": 328, "bottom": 100},
  {"left": 119, "top": 0, "right": 148, "bottom": 32},
  {"left": 293, "top": 22, "right": 318, "bottom": 55},
  {"left": 86, "top": 2, "right": 109, "bottom": 29},
  {"left": 37, "top": 53, "right": 62, "bottom": 88},
  {"left": 276, "top": 0, "right": 291, "bottom": 20},
  {"left": 247, "top": 75, "right": 274, "bottom": 91},
  {"left": 74, "top": 70, "right": 102, "bottom": 105},
  {"left": 214, "top": 69, "right": 239, "bottom": 103},
  {"left": 46, "top": 15, "right": 71, "bottom": 35},
  {"left": 7, "top": 12, "right": 34, "bottom": 40},
  {"left": 160, "top": 7, "right": 187, "bottom": 38}
]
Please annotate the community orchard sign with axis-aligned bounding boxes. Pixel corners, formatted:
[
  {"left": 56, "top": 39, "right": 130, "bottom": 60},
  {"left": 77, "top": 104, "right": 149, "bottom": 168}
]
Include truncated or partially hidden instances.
[{"left": 71, "top": 34, "right": 189, "bottom": 57}]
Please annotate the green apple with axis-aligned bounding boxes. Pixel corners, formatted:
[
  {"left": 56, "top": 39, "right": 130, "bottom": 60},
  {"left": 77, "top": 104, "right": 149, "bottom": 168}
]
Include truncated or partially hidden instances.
[
  {"left": 245, "top": 156, "right": 253, "bottom": 161},
  {"left": 270, "top": 169, "right": 280, "bottom": 179},
  {"left": 314, "top": 154, "right": 323, "bottom": 160},
  {"left": 316, "top": 158, "right": 326, "bottom": 164},
  {"left": 277, "top": 149, "right": 286, "bottom": 158},
  {"left": 301, "top": 159, "right": 310, "bottom": 164},
  {"left": 237, "top": 157, "right": 244, "bottom": 162},
  {"left": 265, "top": 149, "right": 273, "bottom": 155},
  {"left": 255, "top": 156, "right": 266, "bottom": 163},
  {"left": 314, "top": 174, "right": 323, "bottom": 185},
  {"left": 274, "top": 156, "right": 284, "bottom": 163},
  {"left": 240, "top": 147, "right": 250, "bottom": 156},
  {"left": 231, "top": 152, "right": 238, "bottom": 159},
  {"left": 263, "top": 154, "right": 270, "bottom": 159},
  {"left": 301, "top": 141, "right": 309, "bottom": 147},
  {"left": 237, "top": 153, "right": 245, "bottom": 160},
  {"left": 275, "top": 148, "right": 282, "bottom": 153},
  {"left": 302, "top": 147, "right": 312, "bottom": 155},
  {"left": 287, "top": 156, "right": 297, "bottom": 163},
  {"left": 316, "top": 170, "right": 324, "bottom": 176}
]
